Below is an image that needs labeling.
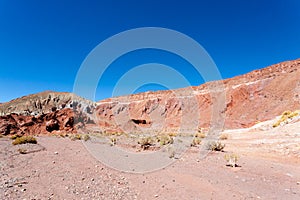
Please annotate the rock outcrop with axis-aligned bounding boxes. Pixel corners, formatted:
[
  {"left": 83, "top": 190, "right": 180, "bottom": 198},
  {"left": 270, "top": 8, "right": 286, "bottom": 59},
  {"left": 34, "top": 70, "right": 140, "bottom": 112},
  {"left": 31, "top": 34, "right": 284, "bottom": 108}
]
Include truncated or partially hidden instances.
[{"left": 0, "top": 91, "right": 96, "bottom": 136}]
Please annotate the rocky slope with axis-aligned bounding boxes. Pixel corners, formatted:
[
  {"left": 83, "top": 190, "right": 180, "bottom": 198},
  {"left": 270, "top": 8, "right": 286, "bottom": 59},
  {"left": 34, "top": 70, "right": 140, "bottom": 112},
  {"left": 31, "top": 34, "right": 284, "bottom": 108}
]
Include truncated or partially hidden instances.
[
  {"left": 0, "top": 58, "right": 299, "bottom": 136},
  {"left": 94, "top": 58, "right": 300, "bottom": 133},
  {"left": 0, "top": 91, "right": 96, "bottom": 135}
]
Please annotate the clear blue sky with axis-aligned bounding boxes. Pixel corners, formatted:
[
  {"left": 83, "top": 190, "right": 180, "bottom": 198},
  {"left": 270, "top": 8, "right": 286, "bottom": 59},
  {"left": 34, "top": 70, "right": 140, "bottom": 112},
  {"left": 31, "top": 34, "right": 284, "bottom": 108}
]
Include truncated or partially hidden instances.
[{"left": 0, "top": 0, "right": 299, "bottom": 102}]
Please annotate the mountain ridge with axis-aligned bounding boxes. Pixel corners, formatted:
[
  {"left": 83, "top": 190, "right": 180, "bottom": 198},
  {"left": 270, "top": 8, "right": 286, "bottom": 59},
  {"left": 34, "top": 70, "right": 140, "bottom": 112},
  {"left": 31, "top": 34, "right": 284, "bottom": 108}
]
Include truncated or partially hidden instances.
[{"left": 0, "top": 58, "right": 299, "bottom": 136}]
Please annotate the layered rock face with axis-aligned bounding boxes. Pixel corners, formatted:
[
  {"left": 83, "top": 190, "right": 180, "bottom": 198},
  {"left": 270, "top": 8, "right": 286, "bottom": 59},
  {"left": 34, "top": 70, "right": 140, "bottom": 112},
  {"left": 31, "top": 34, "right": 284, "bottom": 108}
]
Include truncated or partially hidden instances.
[
  {"left": 0, "top": 91, "right": 96, "bottom": 135},
  {"left": 0, "top": 59, "right": 299, "bottom": 136},
  {"left": 94, "top": 59, "right": 300, "bottom": 133}
]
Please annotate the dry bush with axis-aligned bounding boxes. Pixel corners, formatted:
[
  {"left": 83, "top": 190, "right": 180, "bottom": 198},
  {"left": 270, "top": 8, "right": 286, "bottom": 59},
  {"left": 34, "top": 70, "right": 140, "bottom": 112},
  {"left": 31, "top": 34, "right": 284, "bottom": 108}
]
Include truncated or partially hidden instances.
[
  {"left": 10, "top": 134, "right": 22, "bottom": 140},
  {"left": 110, "top": 137, "right": 117, "bottom": 146},
  {"left": 18, "top": 148, "right": 27, "bottom": 154},
  {"left": 81, "top": 134, "right": 90, "bottom": 141},
  {"left": 12, "top": 136, "right": 37, "bottom": 145},
  {"left": 168, "top": 132, "right": 177, "bottom": 137},
  {"left": 224, "top": 153, "right": 239, "bottom": 167},
  {"left": 219, "top": 134, "right": 228, "bottom": 140},
  {"left": 195, "top": 132, "right": 206, "bottom": 139},
  {"left": 157, "top": 135, "right": 174, "bottom": 146},
  {"left": 273, "top": 110, "right": 299, "bottom": 128},
  {"left": 206, "top": 141, "right": 225, "bottom": 151},
  {"left": 190, "top": 137, "right": 201, "bottom": 147},
  {"left": 138, "top": 136, "right": 154, "bottom": 150},
  {"left": 69, "top": 134, "right": 82, "bottom": 141}
]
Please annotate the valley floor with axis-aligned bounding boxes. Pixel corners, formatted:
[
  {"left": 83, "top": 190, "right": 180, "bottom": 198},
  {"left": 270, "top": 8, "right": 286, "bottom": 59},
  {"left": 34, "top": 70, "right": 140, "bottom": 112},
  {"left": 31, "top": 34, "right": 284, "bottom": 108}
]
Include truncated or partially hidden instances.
[{"left": 1, "top": 122, "right": 300, "bottom": 199}]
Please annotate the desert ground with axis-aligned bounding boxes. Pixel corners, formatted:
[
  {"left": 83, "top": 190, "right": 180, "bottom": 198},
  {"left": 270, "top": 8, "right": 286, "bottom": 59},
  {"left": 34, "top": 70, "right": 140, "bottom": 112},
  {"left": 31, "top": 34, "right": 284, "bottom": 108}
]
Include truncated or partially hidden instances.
[{"left": 1, "top": 118, "right": 300, "bottom": 200}]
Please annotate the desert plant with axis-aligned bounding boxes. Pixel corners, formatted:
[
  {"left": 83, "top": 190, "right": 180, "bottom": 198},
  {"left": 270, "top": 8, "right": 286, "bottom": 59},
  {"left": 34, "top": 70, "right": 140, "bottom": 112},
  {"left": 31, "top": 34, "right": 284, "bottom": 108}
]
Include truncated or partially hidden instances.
[
  {"left": 81, "top": 134, "right": 90, "bottom": 141},
  {"left": 273, "top": 110, "right": 299, "bottom": 128},
  {"left": 157, "top": 135, "right": 174, "bottom": 146},
  {"left": 195, "top": 132, "right": 206, "bottom": 139},
  {"left": 10, "top": 134, "right": 21, "bottom": 140},
  {"left": 12, "top": 136, "right": 37, "bottom": 145},
  {"left": 18, "top": 148, "right": 27, "bottom": 154},
  {"left": 109, "top": 137, "right": 117, "bottom": 146},
  {"left": 69, "top": 134, "right": 82, "bottom": 141},
  {"left": 219, "top": 134, "right": 228, "bottom": 140},
  {"left": 206, "top": 141, "right": 225, "bottom": 151},
  {"left": 224, "top": 153, "right": 239, "bottom": 167},
  {"left": 138, "top": 136, "right": 154, "bottom": 150},
  {"left": 168, "top": 132, "right": 177, "bottom": 137},
  {"left": 190, "top": 137, "right": 201, "bottom": 147}
]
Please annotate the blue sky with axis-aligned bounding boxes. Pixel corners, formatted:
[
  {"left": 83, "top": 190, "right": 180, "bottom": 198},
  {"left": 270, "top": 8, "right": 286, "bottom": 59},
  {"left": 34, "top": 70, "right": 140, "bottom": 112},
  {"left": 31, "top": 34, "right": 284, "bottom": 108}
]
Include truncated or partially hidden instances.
[{"left": 0, "top": 0, "right": 299, "bottom": 102}]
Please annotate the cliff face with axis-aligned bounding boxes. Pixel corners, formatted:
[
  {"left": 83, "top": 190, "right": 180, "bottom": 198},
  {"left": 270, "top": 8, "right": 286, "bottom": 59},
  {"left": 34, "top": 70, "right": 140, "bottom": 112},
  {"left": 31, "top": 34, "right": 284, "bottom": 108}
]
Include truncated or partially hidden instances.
[
  {"left": 0, "top": 59, "right": 299, "bottom": 136},
  {"left": 94, "top": 59, "right": 300, "bottom": 133}
]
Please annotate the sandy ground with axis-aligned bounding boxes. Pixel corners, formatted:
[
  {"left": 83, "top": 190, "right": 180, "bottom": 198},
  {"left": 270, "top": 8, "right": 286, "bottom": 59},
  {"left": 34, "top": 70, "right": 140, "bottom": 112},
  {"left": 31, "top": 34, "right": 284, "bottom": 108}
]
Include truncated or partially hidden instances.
[{"left": 1, "top": 121, "right": 300, "bottom": 199}]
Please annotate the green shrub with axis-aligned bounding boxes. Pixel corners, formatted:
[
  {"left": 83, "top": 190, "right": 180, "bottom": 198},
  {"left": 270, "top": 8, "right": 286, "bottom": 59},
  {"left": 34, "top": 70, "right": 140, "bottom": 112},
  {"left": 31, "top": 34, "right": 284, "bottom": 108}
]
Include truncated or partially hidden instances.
[{"left": 12, "top": 136, "right": 37, "bottom": 145}]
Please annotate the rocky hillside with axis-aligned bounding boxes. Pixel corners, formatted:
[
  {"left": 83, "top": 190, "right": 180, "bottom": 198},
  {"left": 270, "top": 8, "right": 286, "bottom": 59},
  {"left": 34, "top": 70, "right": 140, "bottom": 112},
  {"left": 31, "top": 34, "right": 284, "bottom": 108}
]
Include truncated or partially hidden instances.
[
  {"left": 0, "top": 91, "right": 96, "bottom": 135},
  {"left": 0, "top": 58, "right": 299, "bottom": 136},
  {"left": 95, "top": 58, "right": 300, "bottom": 133}
]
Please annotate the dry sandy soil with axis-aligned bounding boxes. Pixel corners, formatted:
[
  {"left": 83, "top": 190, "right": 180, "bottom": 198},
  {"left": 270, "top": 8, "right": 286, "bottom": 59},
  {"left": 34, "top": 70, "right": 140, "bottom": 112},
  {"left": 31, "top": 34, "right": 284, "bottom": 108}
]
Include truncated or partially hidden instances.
[{"left": 1, "top": 121, "right": 300, "bottom": 200}]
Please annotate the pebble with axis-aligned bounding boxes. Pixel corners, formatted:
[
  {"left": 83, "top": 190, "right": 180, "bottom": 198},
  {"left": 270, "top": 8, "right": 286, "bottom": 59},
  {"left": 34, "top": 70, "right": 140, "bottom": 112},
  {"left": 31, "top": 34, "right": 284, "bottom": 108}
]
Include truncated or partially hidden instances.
[{"left": 21, "top": 188, "right": 26, "bottom": 192}]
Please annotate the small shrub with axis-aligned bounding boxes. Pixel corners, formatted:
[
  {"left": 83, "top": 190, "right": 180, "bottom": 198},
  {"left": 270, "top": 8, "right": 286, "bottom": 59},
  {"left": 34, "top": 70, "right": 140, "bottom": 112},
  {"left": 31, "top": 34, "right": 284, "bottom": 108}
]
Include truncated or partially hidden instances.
[
  {"left": 224, "top": 153, "right": 239, "bottom": 167},
  {"left": 12, "top": 136, "right": 37, "bottom": 145},
  {"left": 191, "top": 137, "right": 201, "bottom": 147},
  {"left": 59, "top": 133, "right": 69, "bottom": 138},
  {"left": 138, "top": 136, "right": 154, "bottom": 150},
  {"left": 110, "top": 137, "right": 117, "bottom": 146},
  {"left": 219, "top": 134, "right": 228, "bottom": 140},
  {"left": 206, "top": 141, "right": 225, "bottom": 151},
  {"left": 273, "top": 110, "right": 299, "bottom": 128},
  {"left": 157, "top": 135, "right": 173, "bottom": 146},
  {"left": 18, "top": 148, "right": 27, "bottom": 154},
  {"left": 169, "top": 150, "right": 175, "bottom": 158},
  {"left": 168, "top": 132, "right": 177, "bottom": 137},
  {"left": 81, "top": 134, "right": 90, "bottom": 141},
  {"left": 10, "top": 134, "right": 21, "bottom": 140},
  {"left": 195, "top": 132, "right": 206, "bottom": 139},
  {"left": 69, "top": 134, "right": 82, "bottom": 141}
]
